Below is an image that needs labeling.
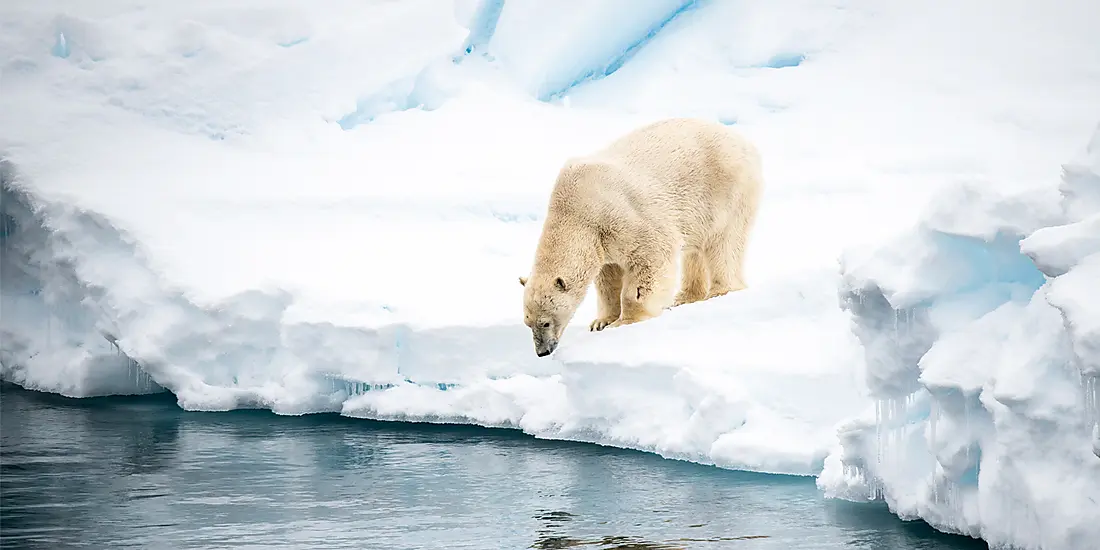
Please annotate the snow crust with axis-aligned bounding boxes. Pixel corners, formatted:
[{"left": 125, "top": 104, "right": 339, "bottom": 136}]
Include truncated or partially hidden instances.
[{"left": 3, "top": 1, "right": 1100, "bottom": 547}]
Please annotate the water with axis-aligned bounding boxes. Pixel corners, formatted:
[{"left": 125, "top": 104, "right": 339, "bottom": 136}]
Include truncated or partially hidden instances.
[{"left": 0, "top": 385, "right": 987, "bottom": 549}]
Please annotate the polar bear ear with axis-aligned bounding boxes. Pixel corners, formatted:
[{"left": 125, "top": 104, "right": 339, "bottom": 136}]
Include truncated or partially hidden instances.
[
  {"left": 518, "top": 276, "right": 528, "bottom": 287},
  {"left": 554, "top": 277, "right": 567, "bottom": 292}
]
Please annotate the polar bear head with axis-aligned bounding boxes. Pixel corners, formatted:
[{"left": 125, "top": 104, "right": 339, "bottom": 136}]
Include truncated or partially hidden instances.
[{"left": 519, "top": 274, "right": 582, "bottom": 357}]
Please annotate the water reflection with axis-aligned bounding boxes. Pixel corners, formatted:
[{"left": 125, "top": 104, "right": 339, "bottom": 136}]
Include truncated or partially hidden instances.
[
  {"left": 529, "top": 509, "right": 771, "bottom": 549},
  {"left": 1, "top": 384, "right": 986, "bottom": 549}
]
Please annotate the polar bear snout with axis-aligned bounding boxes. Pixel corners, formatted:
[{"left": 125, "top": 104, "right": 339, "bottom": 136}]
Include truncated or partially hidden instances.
[{"left": 532, "top": 332, "right": 558, "bottom": 357}]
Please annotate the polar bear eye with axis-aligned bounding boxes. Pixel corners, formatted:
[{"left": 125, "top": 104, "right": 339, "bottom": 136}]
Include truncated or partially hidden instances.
[{"left": 542, "top": 322, "right": 551, "bottom": 328}]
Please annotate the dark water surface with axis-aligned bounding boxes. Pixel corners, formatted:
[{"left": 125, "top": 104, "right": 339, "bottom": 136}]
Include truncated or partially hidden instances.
[{"left": 1, "top": 384, "right": 986, "bottom": 549}]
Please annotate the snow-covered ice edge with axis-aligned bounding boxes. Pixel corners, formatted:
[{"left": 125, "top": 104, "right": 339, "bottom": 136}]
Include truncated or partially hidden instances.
[
  {"left": 818, "top": 124, "right": 1100, "bottom": 549},
  {"left": 0, "top": 152, "right": 867, "bottom": 477}
]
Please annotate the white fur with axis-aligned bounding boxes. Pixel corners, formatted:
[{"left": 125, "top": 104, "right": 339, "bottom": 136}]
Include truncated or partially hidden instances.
[{"left": 520, "top": 117, "right": 763, "bottom": 355}]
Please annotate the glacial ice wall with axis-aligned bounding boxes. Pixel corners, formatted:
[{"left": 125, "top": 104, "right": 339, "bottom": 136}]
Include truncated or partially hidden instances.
[
  {"left": 818, "top": 126, "right": 1100, "bottom": 550},
  {"left": 0, "top": 162, "right": 162, "bottom": 397}
]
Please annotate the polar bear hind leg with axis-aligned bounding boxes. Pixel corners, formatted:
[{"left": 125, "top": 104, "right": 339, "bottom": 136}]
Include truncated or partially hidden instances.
[
  {"left": 704, "top": 221, "right": 750, "bottom": 299},
  {"left": 673, "top": 248, "right": 709, "bottom": 307}
]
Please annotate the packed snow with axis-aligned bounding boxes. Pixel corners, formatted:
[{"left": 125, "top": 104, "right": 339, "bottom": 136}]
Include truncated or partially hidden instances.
[{"left": 2, "top": 0, "right": 1099, "bottom": 547}]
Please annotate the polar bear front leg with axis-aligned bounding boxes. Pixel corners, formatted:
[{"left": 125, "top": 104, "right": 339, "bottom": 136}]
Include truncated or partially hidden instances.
[
  {"left": 610, "top": 256, "right": 677, "bottom": 328},
  {"left": 590, "top": 263, "right": 624, "bottom": 331}
]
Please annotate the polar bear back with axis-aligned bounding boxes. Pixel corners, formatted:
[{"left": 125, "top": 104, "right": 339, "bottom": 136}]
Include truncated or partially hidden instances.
[{"left": 548, "top": 117, "right": 762, "bottom": 249}]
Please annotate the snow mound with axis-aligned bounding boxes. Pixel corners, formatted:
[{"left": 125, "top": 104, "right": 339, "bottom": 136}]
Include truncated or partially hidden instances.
[{"left": 818, "top": 125, "right": 1100, "bottom": 550}]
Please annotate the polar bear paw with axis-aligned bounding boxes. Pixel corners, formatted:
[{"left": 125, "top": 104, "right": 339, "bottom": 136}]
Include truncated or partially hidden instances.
[{"left": 589, "top": 317, "right": 618, "bottom": 331}]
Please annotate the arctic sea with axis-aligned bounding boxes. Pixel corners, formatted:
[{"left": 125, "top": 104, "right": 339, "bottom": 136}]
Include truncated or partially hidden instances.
[{"left": 0, "top": 384, "right": 987, "bottom": 549}]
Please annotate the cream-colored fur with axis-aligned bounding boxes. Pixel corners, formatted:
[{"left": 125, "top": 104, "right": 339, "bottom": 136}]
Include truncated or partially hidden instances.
[{"left": 519, "top": 117, "right": 763, "bottom": 356}]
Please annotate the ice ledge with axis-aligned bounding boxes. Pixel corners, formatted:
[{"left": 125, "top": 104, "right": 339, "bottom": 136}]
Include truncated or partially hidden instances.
[
  {"left": 1, "top": 162, "right": 165, "bottom": 397},
  {"left": 821, "top": 127, "right": 1100, "bottom": 549},
  {"left": 0, "top": 158, "right": 867, "bottom": 478}
]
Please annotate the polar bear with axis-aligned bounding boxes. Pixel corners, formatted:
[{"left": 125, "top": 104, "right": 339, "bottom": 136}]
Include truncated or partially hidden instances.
[{"left": 518, "top": 117, "right": 763, "bottom": 357}]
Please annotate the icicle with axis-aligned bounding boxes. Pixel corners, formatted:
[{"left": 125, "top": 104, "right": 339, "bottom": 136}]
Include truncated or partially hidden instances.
[
  {"left": 875, "top": 399, "right": 883, "bottom": 465},
  {"left": 931, "top": 463, "right": 939, "bottom": 505},
  {"left": 929, "top": 398, "right": 938, "bottom": 449},
  {"left": 51, "top": 31, "right": 70, "bottom": 59},
  {"left": 963, "top": 397, "right": 971, "bottom": 461},
  {"left": 1084, "top": 375, "right": 1099, "bottom": 428}
]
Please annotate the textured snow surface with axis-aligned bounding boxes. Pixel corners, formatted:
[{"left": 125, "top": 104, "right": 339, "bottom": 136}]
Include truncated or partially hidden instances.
[
  {"left": 3, "top": 1, "right": 1100, "bottom": 547},
  {"left": 818, "top": 128, "right": 1100, "bottom": 549}
]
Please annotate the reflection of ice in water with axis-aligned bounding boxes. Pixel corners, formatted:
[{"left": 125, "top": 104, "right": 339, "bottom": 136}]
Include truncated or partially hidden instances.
[{"left": 0, "top": 388, "right": 984, "bottom": 549}]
